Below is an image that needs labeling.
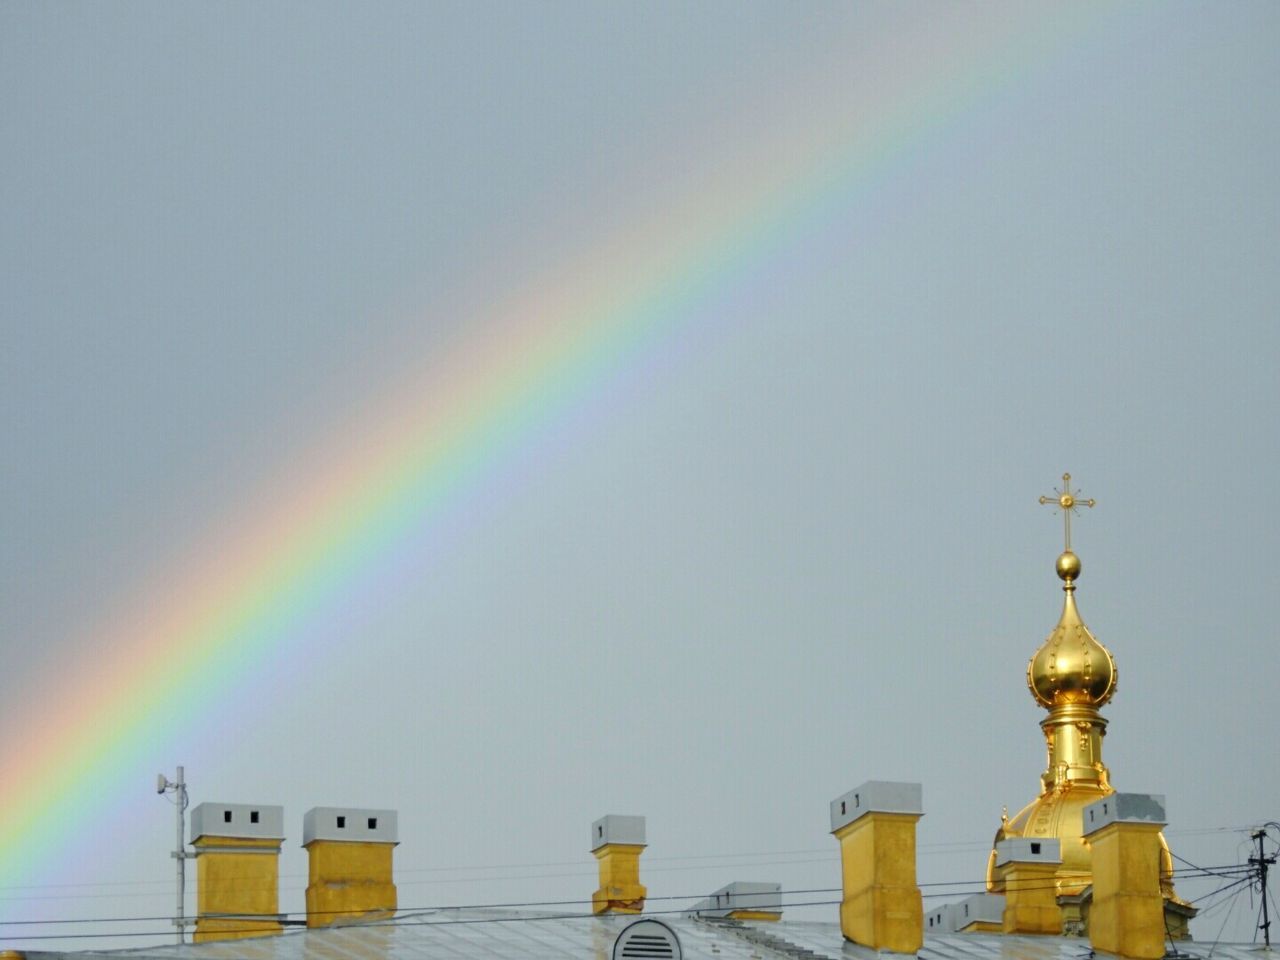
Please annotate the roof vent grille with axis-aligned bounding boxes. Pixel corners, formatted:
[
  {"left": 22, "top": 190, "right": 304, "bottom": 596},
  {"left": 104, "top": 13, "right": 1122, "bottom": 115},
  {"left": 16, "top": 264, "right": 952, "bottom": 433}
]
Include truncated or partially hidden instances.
[
  {"left": 614, "top": 919, "right": 682, "bottom": 960},
  {"left": 622, "top": 936, "right": 672, "bottom": 958}
]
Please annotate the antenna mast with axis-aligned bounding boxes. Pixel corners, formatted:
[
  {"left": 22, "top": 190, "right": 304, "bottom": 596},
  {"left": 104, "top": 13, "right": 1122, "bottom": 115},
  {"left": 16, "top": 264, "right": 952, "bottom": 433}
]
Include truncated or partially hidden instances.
[{"left": 156, "top": 767, "right": 191, "bottom": 944}]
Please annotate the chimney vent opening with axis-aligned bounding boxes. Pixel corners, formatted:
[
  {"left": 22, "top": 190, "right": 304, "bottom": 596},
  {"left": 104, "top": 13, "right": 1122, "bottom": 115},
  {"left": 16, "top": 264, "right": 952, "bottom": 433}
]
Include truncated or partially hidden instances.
[
  {"left": 368, "top": 817, "right": 377, "bottom": 829},
  {"left": 251, "top": 810, "right": 260, "bottom": 824},
  {"left": 223, "top": 810, "right": 232, "bottom": 823},
  {"left": 1030, "top": 842, "right": 1041, "bottom": 854},
  {"left": 337, "top": 816, "right": 346, "bottom": 829}
]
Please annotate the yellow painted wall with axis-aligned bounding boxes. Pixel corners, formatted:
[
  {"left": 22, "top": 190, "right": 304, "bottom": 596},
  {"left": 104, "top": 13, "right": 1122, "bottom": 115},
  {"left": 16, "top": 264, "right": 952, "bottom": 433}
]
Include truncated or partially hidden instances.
[
  {"left": 305, "top": 840, "right": 397, "bottom": 927},
  {"left": 591, "top": 843, "right": 646, "bottom": 915},
  {"left": 833, "top": 811, "right": 923, "bottom": 953},
  {"left": 1088, "top": 822, "right": 1166, "bottom": 960},
  {"left": 193, "top": 837, "right": 282, "bottom": 943}
]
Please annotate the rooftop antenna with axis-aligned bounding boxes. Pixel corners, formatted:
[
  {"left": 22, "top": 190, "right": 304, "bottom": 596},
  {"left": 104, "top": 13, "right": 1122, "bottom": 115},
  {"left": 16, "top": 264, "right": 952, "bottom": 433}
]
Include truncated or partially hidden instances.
[
  {"left": 156, "top": 767, "right": 191, "bottom": 944},
  {"left": 1251, "top": 825, "right": 1278, "bottom": 950}
]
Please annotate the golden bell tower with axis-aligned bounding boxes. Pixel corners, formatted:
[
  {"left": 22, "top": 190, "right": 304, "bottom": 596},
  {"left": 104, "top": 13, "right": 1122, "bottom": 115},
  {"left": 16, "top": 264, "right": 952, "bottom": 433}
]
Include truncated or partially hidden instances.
[{"left": 987, "top": 475, "right": 1188, "bottom": 926}]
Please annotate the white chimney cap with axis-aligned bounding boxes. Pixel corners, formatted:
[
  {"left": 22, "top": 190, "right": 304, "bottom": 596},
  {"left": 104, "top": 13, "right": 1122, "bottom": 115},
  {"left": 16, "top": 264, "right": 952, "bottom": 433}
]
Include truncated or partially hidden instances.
[
  {"left": 591, "top": 814, "right": 646, "bottom": 851},
  {"left": 303, "top": 807, "right": 399, "bottom": 845},
  {"left": 190, "top": 803, "right": 284, "bottom": 843},
  {"left": 1082, "top": 793, "right": 1166, "bottom": 836},
  {"left": 830, "top": 781, "right": 923, "bottom": 833}
]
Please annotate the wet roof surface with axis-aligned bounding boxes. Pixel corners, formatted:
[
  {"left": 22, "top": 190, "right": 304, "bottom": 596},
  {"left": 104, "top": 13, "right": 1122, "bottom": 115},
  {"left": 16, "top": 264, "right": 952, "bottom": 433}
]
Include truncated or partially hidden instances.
[{"left": 22, "top": 911, "right": 1266, "bottom": 960}]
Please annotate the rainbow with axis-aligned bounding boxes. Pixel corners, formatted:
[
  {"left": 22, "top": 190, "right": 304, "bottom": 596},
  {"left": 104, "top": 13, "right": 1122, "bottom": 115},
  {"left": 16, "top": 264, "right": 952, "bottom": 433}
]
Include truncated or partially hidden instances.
[{"left": 0, "top": 4, "right": 1114, "bottom": 914}]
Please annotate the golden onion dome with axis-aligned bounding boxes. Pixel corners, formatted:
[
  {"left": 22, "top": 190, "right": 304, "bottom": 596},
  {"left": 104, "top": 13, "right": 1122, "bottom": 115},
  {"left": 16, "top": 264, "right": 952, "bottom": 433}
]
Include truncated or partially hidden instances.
[{"left": 1026, "top": 550, "right": 1117, "bottom": 709}]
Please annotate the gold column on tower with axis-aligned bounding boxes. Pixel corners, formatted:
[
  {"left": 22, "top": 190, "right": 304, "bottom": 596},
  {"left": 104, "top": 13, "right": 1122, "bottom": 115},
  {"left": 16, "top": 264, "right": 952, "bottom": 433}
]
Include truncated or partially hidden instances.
[{"left": 986, "top": 475, "right": 1189, "bottom": 926}]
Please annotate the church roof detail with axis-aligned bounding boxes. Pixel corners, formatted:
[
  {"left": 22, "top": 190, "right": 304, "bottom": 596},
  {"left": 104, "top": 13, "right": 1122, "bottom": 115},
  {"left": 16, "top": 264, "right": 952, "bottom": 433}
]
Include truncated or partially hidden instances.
[{"left": 16, "top": 913, "right": 1266, "bottom": 960}]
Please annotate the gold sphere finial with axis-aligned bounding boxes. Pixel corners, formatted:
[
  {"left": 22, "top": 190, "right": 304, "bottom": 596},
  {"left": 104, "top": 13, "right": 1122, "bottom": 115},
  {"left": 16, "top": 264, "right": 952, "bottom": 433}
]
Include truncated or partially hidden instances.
[{"left": 1056, "top": 550, "right": 1082, "bottom": 582}]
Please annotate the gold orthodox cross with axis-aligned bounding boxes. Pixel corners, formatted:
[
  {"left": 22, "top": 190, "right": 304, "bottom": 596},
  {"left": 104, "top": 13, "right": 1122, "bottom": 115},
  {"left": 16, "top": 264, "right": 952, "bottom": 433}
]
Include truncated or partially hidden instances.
[{"left": 1039, "top": 472, "right": 1095, "bottom": 552}]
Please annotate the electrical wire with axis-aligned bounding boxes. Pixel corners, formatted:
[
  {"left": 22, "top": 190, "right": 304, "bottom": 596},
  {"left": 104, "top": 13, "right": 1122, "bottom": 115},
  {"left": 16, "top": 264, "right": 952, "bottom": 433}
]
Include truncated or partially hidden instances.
[
  {"left": 0, "top": 887, "right": 845, "bottom": 929},
  {"left": 0, "top": 864, "right": 1253, "bottom": 932},
  {"left": 1189, "top": 875, "right": 1256, "bottom": 910},
  {"left": 0, "top": 825, "right": 1269, "bottom": 944},
  {"left": 1170, "top": 850, "right": 1250, "bottom": 882},
  {"left": 0, "top": 865, "right": 1249, "bottom": 926},
  {"left": 0, "top": 825, "right": 1250, "bottom": 895},
  {"left": 0, "top": 898, "right": 849, "bottom": 942},
  {"left": 1205, "top": 879, "right": 1246, "bottom": 960},
  {"left": 0, "top": 853, "right": 1251, "bottom": 907},
  {"left": 0, "top": 847, "right": 848, "bottom": 892},
  {"left": 9, "top": 871, "right": 1268, "bottom": 945}
]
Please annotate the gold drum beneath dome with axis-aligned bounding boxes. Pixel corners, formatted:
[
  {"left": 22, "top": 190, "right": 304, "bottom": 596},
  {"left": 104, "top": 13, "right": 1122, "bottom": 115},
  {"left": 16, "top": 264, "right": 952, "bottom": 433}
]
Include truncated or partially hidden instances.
[
  {"left": 989, "top": 784, "right": 1107, "bottom": 895},
  {"left": 987, "top": 784, "right": 1179, "bottom": 899}
]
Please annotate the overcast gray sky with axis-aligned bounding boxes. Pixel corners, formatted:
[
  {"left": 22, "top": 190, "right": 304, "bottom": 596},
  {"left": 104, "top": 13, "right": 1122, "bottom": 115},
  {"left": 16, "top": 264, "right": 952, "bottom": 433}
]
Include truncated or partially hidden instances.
[{"left": 2, "top": 2, "right": 1278, "bottom": 950}]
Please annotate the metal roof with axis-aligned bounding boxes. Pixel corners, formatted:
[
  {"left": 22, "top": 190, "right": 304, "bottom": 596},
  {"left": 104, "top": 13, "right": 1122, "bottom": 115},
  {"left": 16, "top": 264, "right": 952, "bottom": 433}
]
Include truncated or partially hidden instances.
[{"left": 20, "top": 911, "right": 1268, "bottom": 960}]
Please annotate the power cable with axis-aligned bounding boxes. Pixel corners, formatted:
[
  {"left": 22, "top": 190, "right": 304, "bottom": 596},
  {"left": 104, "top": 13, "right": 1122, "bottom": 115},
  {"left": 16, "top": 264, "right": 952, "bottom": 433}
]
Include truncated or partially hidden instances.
[
  {"left": 1204, "top": 877, "right": 1248, "bottom": 960},
  {"left": 0, "top": 823, "right": 1268, "bottom": 940},
  {"left": 0, "top": 824, "right": 1249, "bottom": 894},
  {"left": 0, "top": 865, "right": 1252, "bottom": 931},
  {"left": 1170, "top": 850, "right": 1249, "bottom": 882},
  {"left": 0, "top": 898, "right": 849, "bottom": 942},
  {"left": 1190, "top": 875, "right": 1256, "bottom": 910},
  {"left": 0, "top": 853, "right": 1249, "bottom": 907},
  {"left": 1, "top": 871, "right": 1263, "bottom": 946}
]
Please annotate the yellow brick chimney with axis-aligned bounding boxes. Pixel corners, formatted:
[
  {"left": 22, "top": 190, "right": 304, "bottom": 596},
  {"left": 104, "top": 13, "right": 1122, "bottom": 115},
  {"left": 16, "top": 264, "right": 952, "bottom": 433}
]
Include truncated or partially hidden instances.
[
  {"left": 189, "top": 802, "right": 284, "bottom": 943},
  {"left": 303, "top": 807, "right": 398, "bottom": 927},
  {"left": 591, "top": 815, "right": 647, "bottom": 914},
  {"left": 1084, "top": 793, "right": 1170, "bottom": 960},
  {"left": 994, "top": 837, "right": 1063, "bottom": 934},
  {"left": 829, "top": 780, "right": 924, "bottom": 953}
]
